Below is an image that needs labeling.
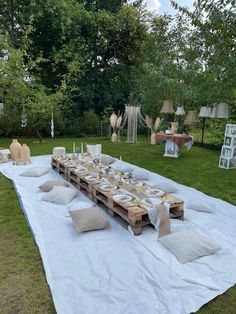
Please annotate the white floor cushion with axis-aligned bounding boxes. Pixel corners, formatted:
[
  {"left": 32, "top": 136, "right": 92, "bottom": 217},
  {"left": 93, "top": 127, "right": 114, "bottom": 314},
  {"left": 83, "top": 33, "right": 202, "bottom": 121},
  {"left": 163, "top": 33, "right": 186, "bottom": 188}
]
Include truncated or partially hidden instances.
[
  {"left": 42, "top": 186, "right": 78, "bottom": 205},
  {"left": 20, "top": 167, "right": 49, "bottom": 177},
  {"left": 154, "top": 182, "right": 177, "bottom": 193},
  {"left": 133, "top": 170, "right": 149, "bottom": 180},
  {"left": 187, "top": 200, "right": 215, "bottom": 213},
  {"left": 158, "top": 229, "right": 220, "bottom": 264}
]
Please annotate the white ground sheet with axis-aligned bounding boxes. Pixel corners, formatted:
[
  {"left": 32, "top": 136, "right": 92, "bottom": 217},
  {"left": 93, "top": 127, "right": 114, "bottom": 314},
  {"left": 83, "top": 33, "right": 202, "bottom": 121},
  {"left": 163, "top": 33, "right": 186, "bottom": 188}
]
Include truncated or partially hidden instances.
[{"left": 1, "top": 155, "right": 236, "bottom": 314}]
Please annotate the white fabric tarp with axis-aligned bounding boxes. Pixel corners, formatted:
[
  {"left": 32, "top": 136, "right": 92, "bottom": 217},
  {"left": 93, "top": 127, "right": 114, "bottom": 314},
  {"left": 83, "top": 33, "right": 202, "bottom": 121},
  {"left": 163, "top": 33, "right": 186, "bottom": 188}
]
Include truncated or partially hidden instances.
[{"left": 1, "top": 155, "right": 236, "bottom": 314}]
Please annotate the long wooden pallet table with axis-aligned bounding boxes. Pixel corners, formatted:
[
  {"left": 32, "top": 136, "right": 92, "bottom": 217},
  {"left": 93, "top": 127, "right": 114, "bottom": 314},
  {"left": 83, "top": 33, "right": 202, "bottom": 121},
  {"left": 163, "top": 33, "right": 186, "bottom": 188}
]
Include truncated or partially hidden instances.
[{"left": 51, "top": 156, "right": 184, "bottom": 235}]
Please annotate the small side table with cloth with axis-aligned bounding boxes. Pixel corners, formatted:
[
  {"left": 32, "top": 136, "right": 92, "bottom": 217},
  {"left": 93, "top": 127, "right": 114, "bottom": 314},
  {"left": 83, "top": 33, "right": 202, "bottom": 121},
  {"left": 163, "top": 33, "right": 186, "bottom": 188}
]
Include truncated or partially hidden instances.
[{"left": 155, "top": 133, "right": 193, "bottom": 157}]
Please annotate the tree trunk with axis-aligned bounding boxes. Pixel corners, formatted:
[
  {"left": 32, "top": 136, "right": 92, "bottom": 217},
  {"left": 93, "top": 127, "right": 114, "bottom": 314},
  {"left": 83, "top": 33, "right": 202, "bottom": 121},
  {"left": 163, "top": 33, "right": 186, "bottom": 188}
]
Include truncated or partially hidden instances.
[{"left": 35, "top": 129, "right": 42, "bottom": 142}]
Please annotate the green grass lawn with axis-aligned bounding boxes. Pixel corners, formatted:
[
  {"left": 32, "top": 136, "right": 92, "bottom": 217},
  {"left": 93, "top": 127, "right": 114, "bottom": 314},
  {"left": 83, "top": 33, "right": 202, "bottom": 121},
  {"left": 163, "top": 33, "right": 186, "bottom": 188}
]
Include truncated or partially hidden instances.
[{"left": 0, "top": 136, "right": 236, "bottom": 314}]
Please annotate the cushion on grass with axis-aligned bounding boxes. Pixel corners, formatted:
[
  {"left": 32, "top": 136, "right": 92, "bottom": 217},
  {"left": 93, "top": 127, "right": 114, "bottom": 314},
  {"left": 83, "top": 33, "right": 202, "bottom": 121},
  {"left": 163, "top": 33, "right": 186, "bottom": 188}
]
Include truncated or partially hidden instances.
[
  {"left": 101, "top": 155, "right": 116, "bottom": 165},
  {"left": 69, "top": 207, "right": 109, "bottom": 232},
  {"left": 42, "top": 186, "right": 78, "bottom": 204},
  {"left": 187, "top": 200, "right": 215, "bottom": 213},
  {"left": 158, "top": 229, "right": 220, "bottom": 264},
  {"left": 39, "top": 180, "right": 68, "bottom": 192},
  {"left": 20, "top": 167, "right": 48, "bottom": 177},
  {"left": 153, "top": 182, "right": 177, "bottom": 193}
]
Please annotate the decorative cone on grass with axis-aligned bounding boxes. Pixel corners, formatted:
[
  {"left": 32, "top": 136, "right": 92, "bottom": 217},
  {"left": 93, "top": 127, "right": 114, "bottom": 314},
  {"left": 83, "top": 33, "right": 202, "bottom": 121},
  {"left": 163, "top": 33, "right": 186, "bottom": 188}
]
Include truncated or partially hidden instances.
[
  {"left": 145, "top": 116, "right": 162, "bottom": 144},
  {"left": 110, "top": 113, "right": 122, "bottom": 142}
]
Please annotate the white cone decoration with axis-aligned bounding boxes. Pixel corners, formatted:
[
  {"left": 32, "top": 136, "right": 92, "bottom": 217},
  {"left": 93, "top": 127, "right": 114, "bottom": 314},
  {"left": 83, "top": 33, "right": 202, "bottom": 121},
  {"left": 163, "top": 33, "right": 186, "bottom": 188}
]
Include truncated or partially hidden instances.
[
  {"left": 110, "top": 113, "right": 119, "bottom": 142},
  {"left": 151, "top": 132, "right": 157, "bottom": 145},
  {"left": 110, "top": 113, "right": 117, "bottom": 129},
  {"left": 111, "top": 132, "right": 118, "bottom": 142}
]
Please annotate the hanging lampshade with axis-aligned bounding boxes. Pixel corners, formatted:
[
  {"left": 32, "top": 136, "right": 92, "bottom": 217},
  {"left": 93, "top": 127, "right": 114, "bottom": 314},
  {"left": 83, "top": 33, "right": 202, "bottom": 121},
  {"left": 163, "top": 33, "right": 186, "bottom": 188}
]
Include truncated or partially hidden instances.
[
  {"left": 212, "top": 103, "right": 229, "bottom": 119},
  {"left": 0, "top": 103, "right": 3, "bottom": 116},
  {"left": 175, "top": 106, "right": 185, "bottom": 116},
  {"left": 160, "top": 100, "right": 174, "bottom": 114},
  {"left": 199, "top": 106, "right": 212, "bottom": 118},
  {"left": 184, "top": 110, "right": 200, "bottom": 125}
]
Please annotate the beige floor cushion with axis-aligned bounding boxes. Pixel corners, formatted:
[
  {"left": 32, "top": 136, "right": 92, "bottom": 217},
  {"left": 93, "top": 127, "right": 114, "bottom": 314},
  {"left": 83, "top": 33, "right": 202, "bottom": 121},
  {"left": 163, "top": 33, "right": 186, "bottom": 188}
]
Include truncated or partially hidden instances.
[
  {"left": 20, "top": 167, "right": 49, "bottom": 177},
  {"left": 101, "top": 155, "right": 116, "bottom": 165},
  {"left": 69, "top": 207, "right": 109, "bottom": 232},
  {"left": 39, "top": 180, "right": 68, "bottom": 192},
  {"left": 42, "top": 186, "right": 78, "bottom": 204},
  {"left": 158, "top": 229, "right": 220, "bottom": 264}
]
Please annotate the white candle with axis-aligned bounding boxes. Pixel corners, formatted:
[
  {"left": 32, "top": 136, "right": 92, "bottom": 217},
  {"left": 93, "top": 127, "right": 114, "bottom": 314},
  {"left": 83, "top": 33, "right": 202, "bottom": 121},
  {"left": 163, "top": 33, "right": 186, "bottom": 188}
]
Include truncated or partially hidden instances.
[
  {"left": 81, "top": 142, "right": 84, "bottom": 154},
  {"left": 99, "top": 153, "right": 102, "bottom": 166},
  {"left": 120, "top": 156, "right": 122, "bottom": 161}
]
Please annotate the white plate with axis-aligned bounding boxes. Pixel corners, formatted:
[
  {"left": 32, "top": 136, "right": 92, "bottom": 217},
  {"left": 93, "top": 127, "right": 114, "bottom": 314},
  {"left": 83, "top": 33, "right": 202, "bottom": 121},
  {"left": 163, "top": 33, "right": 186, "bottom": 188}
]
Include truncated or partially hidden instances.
[
  {"left": 145, "top": 188, "right": 164, "bottom": 197},
  {"left": 112, "top": 194, "right": 134, "bottom": 204},
  {"left": 141, "top": 197, "right": 163, "bottom": 206},
  {"left": 75, "top": 166, "right": 87, "bottom": 172},
  {"left": 85, "top": 174, "right": 100, "bottom": 181},
  {"left": 99, "top": 183, "right": 118, "bottom": 192}
]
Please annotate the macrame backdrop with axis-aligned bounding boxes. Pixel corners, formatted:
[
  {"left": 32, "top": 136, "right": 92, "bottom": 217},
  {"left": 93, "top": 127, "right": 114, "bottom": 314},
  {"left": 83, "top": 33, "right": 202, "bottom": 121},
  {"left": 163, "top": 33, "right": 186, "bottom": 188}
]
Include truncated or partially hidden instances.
[{"left": 118, "top": 105, "right": 147, "bottom": 143}]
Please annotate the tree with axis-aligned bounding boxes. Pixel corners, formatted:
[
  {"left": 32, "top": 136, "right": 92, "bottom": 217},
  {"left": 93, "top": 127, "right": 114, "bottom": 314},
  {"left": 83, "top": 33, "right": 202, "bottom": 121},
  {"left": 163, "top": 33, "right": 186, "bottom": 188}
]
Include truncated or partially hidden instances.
[{"left": 0, "top": 35, "right": 63, "bottom": 140}]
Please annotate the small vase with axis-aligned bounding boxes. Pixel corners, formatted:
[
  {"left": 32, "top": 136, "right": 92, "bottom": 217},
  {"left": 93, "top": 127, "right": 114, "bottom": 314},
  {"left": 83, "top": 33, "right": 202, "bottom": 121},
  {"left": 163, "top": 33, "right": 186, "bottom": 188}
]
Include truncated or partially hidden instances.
[
  {"left": 150, "top": 132, "right": 157, "bottom": 145},
  {"left": 9, "top": 139, "right": 21, "bottom": 160},
  {"left": 20, "top": 144, "right": 31, "bottom": 162},
  {"left": 111, "top": 132, "right": 118, "bottom": 143},
  {"left": 171, "top": 122, "right": 178, "bottom": 134}
]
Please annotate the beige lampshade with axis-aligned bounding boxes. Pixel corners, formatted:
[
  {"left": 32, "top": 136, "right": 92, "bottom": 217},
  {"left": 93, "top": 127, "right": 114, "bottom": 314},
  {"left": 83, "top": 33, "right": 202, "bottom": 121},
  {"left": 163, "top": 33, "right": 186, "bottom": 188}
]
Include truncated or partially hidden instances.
[
  {"left": 212, "top": 103, "right": 229, "bottom": 119},
  {"left": 160, "top": 100, "right": 174, "bottom": 114},
  {"left": 175, "top": 106, "right": 185, "bottom": 116},
  {"left": 199, "top": 106, "right": 212, "bottom": 118},
  {"left": 184, "top": 110, "right": 200, "bottom": 125},
  {"left": 211, "top": 105, "right": 216, "bottom": 118}
]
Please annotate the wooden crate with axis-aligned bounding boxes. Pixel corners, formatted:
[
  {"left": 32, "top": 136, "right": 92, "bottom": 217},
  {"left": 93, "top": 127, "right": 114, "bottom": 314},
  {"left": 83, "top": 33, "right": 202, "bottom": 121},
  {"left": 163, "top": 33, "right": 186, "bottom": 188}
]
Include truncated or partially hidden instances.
[
  {"left": 93, "top": 186, "right": 150, "bottom": 235},
  {"left": 161, "top": 194, "right": 184, "bottom": 220},
  {"left": 51, "top": 157, "right": 60, "bottom": 172},
  {"left": 68, "top": 169, "right": 101, "bottom": 200}
]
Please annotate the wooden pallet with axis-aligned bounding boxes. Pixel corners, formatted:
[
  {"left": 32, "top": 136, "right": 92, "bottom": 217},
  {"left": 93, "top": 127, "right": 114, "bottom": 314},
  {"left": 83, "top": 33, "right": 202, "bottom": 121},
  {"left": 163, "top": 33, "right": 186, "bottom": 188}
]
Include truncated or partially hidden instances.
[
  {"left": 51, "top": 157, "right": 184, "bottom": 235},
  {"left": 92, "top": 186, "right": 150, "bottom": 235}
]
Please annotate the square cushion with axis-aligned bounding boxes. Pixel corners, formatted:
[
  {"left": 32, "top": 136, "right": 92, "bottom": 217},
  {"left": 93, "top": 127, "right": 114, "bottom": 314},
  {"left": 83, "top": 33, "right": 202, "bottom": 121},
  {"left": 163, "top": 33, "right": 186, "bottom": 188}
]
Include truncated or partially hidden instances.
[
  {"left": 101, "top": 155, "right": 116, "bottom": 165},
  {"left": 42, "top": 186, "right": 78, "bottom": 205},
  {"left": 187, "top": 200, "right": 215, "bottom": 213},
  {"left": 154, "top": 182, "right": 177, "bottom": 193},
  {"left": 39, "top": 180, "right": 68, "bottom": 192},
  {"left": 158, "top": 229, "right": 220, "bottom": 264},
  {"left": 20, "top": 167, "right": 48, "bottom": 177},
  {"left": 69, "top": 207, "right": 109, "bottom": 232},
  {"left": 133, "top": 170, "right": 149, "bottom": 180}
]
